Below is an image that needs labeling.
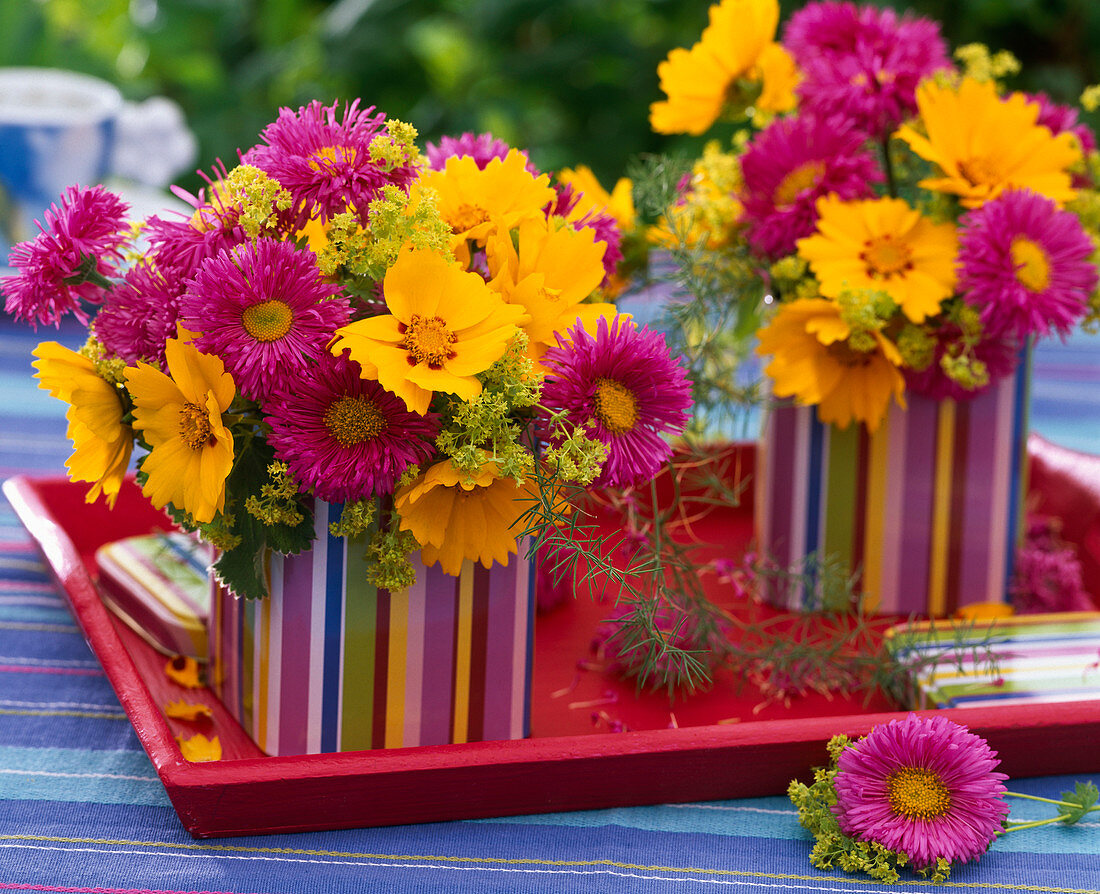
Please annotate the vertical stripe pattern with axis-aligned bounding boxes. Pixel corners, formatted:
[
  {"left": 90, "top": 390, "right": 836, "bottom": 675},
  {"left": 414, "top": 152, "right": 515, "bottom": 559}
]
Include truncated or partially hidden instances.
[
  {"left": 758, "top": 354, "right": 1030, "bottom": 615},
  {"left": 209, "top": 499, "right": 534, "bottom": 756}
]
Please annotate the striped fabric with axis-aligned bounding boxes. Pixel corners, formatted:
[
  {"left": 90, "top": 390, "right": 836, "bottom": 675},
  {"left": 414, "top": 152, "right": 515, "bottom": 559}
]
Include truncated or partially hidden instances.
[
  {"left": 1, "top": 309, "right": 1099, "bottom": 892},
  {"left": 210, "top": 501, "right": 533, "bottom": 755}
]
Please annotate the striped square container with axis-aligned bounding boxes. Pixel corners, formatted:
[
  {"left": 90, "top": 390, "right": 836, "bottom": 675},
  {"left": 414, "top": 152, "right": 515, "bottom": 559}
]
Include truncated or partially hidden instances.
[
  {"left": 755, "top": 359, "right": 1030, "bottom": 616},
  {"left": 209, "top": 501, "right": 535, "bottom": 755}
]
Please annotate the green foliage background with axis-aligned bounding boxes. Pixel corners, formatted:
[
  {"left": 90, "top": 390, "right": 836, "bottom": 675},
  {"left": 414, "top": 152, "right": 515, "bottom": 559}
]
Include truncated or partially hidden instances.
[{"left": 3, "top": 0, "right": 1099, "bottom": 191}]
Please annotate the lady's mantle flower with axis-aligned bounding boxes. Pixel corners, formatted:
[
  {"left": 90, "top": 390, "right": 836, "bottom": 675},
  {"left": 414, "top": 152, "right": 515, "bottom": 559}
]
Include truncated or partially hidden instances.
[
  {"left": 540, "top": 316, "right": 692, "bottom": 489},
  {"left": 896, "top": 78, "right": 1080, "bottom": 208},
  {"left": 832, "top": 714, "right": 1009, "bottom": 871},
  {"left": 957, "top": 189, "right": 1097, "bottom": 341},
  {"left": 3, "top": 185, "right": 130, "bottom": 327},
  {"left": 32, "top": 342, "right": 133, "bottom": 508},
  {"left": 330, "top": 247, "right": 526, "bottom": 415},
  {"left": 124, "top": 335, "right": 235, "bottom": 524}
]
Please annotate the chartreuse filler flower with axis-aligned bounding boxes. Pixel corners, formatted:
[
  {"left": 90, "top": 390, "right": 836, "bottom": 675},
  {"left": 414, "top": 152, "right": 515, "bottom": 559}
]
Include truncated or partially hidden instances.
[
  {"left": 2, "top": 98, "right": 692, "bottom": 604},
  {"left": 790, "top": 714, "right": 1098, "bottom": 884}
]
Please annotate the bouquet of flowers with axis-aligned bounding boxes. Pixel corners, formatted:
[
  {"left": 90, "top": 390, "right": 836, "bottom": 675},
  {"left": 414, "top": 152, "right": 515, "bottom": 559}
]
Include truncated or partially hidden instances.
[
  {"left": 2, "top": 100, "right": 692, "bottom": 602},
  {"left": 647, "top": 0, "right": 1100, "bottom": 431}
]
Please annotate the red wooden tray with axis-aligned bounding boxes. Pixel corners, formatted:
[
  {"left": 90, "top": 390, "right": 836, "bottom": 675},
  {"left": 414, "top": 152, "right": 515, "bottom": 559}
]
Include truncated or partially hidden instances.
[{"left": 5, "top": 437, "right": 1100, "bottom": 838}]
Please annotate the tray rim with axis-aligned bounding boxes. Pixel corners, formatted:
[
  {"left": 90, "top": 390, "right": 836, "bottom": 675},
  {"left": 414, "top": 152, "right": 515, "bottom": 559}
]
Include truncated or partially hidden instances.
[{"left": 6, "top": 471, "right": 1100, "bottom": 838}]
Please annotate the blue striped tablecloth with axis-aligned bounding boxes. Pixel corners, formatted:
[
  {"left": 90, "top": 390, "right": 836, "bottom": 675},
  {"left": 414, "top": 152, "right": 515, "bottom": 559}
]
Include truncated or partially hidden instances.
[{"left": 1, "top": 311, "right": 1098, "bottom": 893}]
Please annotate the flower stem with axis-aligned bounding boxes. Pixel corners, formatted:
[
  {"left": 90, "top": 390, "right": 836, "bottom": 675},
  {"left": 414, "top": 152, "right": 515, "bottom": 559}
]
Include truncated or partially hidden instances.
[
  {"left": 880, "top": 137, "right": 897, "bottom": 199},
  {"left": 1005, "top": 792, "right": 1078, "bottom": 808}
]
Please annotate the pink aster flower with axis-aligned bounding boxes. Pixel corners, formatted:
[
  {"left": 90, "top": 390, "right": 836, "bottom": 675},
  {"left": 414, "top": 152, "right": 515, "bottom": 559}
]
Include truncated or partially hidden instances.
[
  {"left": 426, "top": 132, "right": 521, "bottom": 171},
  {"left": 243, "top": 99, "right": 417, "bottom": 226},
  {"left": 1011, "top": 514, "right": 1094, "bottom": 613},
  {"left": 2, "top": 185, "right": 129, "bottom": 328},
  {"left": 180, "top": 238, "right": 350, "bottom": 402},
  {"left": 957, "top": 190, "right": 1097, "bottom": 341},
  {"left": 540, "top": 315, "right": 692, "bottom": 489},
  {"left": 1027, "top": 92, "right": 1097, "bottom": 156},
  {"left": 832, "top": 714, "right": 1009, "bottom": 871},
  {"left": 739, "top": 114, "right": 881, "bottom": 259},
  {"left": 264, "top": 353, "right": 439, "bottom": 503},
  {"left": 94, "top": 262, "right": 187, "bottom": 367},
  {"left": 784, "top": 1, "right": 952, "bottom": 139}
]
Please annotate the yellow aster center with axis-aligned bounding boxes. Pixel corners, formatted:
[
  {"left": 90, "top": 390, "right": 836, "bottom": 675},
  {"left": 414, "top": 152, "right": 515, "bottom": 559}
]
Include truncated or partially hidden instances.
[
  {"left": 309, "top": 145, "right": 356, "bottom": 171},
  {"left": 241, "top": 299, "right": 294, "bottom": 342},
  {"left": 957, "top": 155, "right": 1003, "bottom": 187},
  {"left": 861, "top": 234, "right": 913, "bottom": 278},
  {"left": 887, "top": 767, "right": 953, "bottom": 820},
  {"left": 593, "top": 378, "right": 638, "bottom": 434},
  {"left": 774, "top": 160, "right": 826, "bottom": 208},
  {"left": 323, "top": 395, "right": 386, "bottom": 447},
  {"left": 450, "top": 202, "right": 491, "bottom": 233},
  {"left": 179, "top": 402, "right": 214, "bottom": 451},
  {"left": 402, "top": 313, "right": 457, "bottom": 368},
  {"left": 1010, "top": 236, "right": 1052, "bottom": 292}
]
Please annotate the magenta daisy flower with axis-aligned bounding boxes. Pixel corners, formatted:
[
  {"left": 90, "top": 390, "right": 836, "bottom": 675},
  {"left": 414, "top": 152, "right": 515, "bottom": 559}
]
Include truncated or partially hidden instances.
[
  {"left": 243, "top": 99, "right": 417, "bottom": 226},
  {"left": 540, "top": 315, "right": 692, "bottom": 489},
  {"left": 957, "top": 190, "right": 1097, "bottom": 341},
  {"left": 180, "top": 238, "right": 350, "bottom": 402},
  {"left": 739, "top": 114, "right": 881, "bottom": 259},
  {"left": 2, "top": 185, "right": 129, "bottom": 328},
  {"left": 265, "top": 353, "right": 439, "bottom": 502},
  {"left": 94, "top": 262, "right": 187, "bottom": 366},
  {"left": 425, "top": 132, "right": 517, "bottom": 171},
  {"left": 832, "top": 714, "right": 1009, "bottom": 871},
  {"left": 783, "top": 1, "right": 951, "bottom": 139}
]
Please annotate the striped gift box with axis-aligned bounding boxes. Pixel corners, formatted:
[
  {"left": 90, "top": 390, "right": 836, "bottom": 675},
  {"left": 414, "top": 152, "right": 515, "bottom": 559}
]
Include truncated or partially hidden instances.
[
  {"left": 209, "top": 501, "right": 534, "bottom": 756},
  {"left": 756, "top": 357, "right": 1030, "bottom": 615},
  {"left": 886, "top": 612, "right": 1100, "bottom": 708}
]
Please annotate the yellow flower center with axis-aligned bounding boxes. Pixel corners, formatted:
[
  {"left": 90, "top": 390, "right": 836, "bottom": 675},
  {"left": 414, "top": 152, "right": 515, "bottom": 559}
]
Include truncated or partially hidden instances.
[
  {"left": 179, "top": 402, "right": 214, "bottom": 451},
  {"left": 826, "top": 341, "right": 873, "bottom": 367},
  {"left": 323, "top": 395, "right": 386, "bottom": 447},
  {"left": 773, "top": 160, "right": 826, "bottom": 208},
  {"left": 593, "top": 378, "right": 638, "bottom": 434},
  {"left": 887, "top": 767, "right": 953, "bottom": 820},
  {"left": 402, "top": 313, "right": 458, "bottom": 369},
  {"left": 309, "top": 145, "right": 356, "bottom": 171},
  {"left": 450, "top": 202, "right": 491, "bottom": 233},
  {"left": 957, "top": 155, "right": 1002, "bottom": 187},
  {"left": 861, "top": 234, "right": 913, "bottom": 278},
  {"left": 241, "top": 300, "right": 294, "bottom": 342},
  {"left": 1010, "top": 236, "right": 1052, "bottom": 292}
]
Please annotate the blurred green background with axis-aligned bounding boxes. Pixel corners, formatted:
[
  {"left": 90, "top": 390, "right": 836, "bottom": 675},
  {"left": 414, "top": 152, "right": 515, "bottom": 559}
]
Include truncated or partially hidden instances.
[{"left": 3, "top": 0, "right": 1098, "bottom": 192}]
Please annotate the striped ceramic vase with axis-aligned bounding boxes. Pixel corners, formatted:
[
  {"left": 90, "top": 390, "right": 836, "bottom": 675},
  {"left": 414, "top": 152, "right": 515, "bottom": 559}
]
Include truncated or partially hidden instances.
[
  {"left": 209, "top": 501, "right": 534, "bottom": 756},
  {"left": 755, "top": 357, "right": 1030, "bottom": 616}
]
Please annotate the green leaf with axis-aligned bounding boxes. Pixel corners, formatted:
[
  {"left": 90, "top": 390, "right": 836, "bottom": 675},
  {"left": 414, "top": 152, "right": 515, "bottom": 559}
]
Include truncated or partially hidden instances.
[
  {"left": 211, "top": 530, "right": 268, "bottom": 601},
  {"left": 1060, "top": 781, "right": 1099, "bottom": 825}
]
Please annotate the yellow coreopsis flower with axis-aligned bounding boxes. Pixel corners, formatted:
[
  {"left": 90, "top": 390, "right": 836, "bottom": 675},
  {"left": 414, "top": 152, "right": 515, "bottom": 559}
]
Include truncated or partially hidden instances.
[
  {"left": 32, "top": 342, "right": 133, "bottom": 508},
  {"left": 417, "top": 149, "right": 556, "bottom": 263},
  {"left": 649, "top": 0, "right": 795, "bottom": 135},
  {"left": 486, "top": 218, "right": 615, "bottom": 359},
  {"left": 330, "top": 247, "right": 527, "bottom": 415},
  {"left": 756, "top": 298, "right": 905, "bottom": 432},
  {"left": 395, "top": 460, "right": 529, "bottom": 575},
  {"left": 124, "top": 336, "right": 235, "bottom": 524},
  {"left": 797, "top": 195, "right": 958, "bottom": 323},
  {"left": 895, "top": 77, "right": 1080, "bottom": 208},
  {"left": 556, "top": 165, "right": 636, "bottom": 232}
]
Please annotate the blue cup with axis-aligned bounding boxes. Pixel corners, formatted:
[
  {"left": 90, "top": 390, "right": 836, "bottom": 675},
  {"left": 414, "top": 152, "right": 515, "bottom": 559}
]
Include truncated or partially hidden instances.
[{"left": 0, "top": 68, "right": 123, "bottom": 261}]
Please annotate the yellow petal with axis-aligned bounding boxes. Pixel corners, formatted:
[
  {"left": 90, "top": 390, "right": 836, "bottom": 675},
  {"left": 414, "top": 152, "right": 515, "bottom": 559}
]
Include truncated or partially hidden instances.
[
  {"left": 177, "top": 732, "right": 222, "bottom": 762},
  {"left": 164, "top": 655, "right": 203, "bottom": 688},
  {"left": 164, "top": 699, "right": 214, "bottom": 722}
]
